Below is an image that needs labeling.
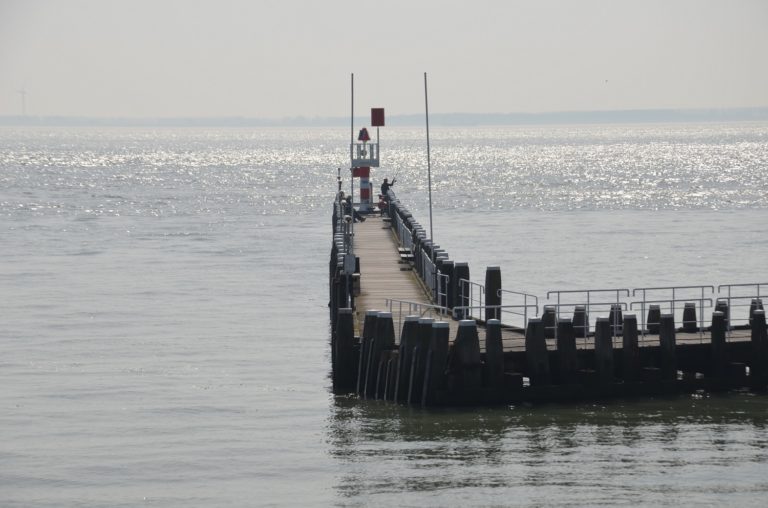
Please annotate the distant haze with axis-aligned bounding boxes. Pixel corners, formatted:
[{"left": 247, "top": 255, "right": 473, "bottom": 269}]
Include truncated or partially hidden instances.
[{"left": 1, "top": 0, "right": 767, "bottom": 119}]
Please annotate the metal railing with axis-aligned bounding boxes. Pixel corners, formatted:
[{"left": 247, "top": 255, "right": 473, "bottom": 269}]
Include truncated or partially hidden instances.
[
  {"left": 630, "top": 285, "right": 714, "bottom": 341},
  {"left": 498, "top": 288, "right": 539, "bottom": 330},
  {"left": 717, "top": 283, "right": 768, "bottom": 335},
  {"left": 385, "top": 298, "right": 449, "bottom": 333},
  {"left": 545, "top": 288, "right": 630, "bottom": 341},
  {"left": 459, "top": 279, "right": 485, "bottom": 321}
]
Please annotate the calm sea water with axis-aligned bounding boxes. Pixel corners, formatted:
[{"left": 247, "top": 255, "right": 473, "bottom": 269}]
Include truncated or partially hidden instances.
[{"left": 2, "top": 124, "right": 768, "bottom": 506}]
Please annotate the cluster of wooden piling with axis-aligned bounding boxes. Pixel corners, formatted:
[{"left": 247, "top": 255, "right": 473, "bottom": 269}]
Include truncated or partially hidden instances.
[
  {"left": 332, "top": 303, "right": 768, "bottom": 406},
  {"left": 329, "top": 194, "right": 768, "bottom": 406}
]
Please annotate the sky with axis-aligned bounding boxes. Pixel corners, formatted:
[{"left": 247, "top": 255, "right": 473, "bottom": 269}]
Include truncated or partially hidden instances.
[{"left": 1, "top": 0, "right": 767, "bottom": 119}]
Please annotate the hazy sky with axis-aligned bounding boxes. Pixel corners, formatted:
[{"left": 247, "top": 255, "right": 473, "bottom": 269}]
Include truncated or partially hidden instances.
[{"left": 1, "top": 0, "right": 767, "bottom": 118}]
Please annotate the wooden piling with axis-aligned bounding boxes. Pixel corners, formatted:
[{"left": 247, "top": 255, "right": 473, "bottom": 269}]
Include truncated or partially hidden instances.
[
  {"left": 449, "top": 320, "right": 483, "bottom": 391},
  {"left": 659, "top": 313, "right": 677, "bottom": 381},
  {"left": 573, "top": 305, "right": 589, "bottom": 338},
  {"left": 608, "top": 304, "right": 623, "bottom": 336},
  {"left": 622, "top": 314, "right": 640, "bottom": 382},
  {"left": 710, "top": 310, "right": 727, "bottom": 378},
  {"left": 333, "top": 308, "right": 357, "bottom": 393},
  {"left": 556, "top": 318, "right": 578, "bottom": 384},
  {"left": 714, "top": 300, "right": 729, "bottom": 329},
  {"left": 364, "top": 312, "right": 395, "bottom": 398},
  {"left": 407, "top": 318, "right": 434, "bottom": 405},
  {"left": 422, "top": 322, "right": 450, "bottom": 406},
  {"left": 484, "top": 319, "right": 505, "bottom": 387},
  {"left": 682, "top": 302, "right": 697, "bottom": 333},
  {"left": 750, "top": 309, "right": 768, "bottom": 387},
  {"left": 453, "top": 263, "right": 470, "bottom": 319},
  {"left": 542, "top": 306, "right": 556, "bottom": 339},
  {"left": 485, "top": 266, "right": 501, "bottom": 321},
  {"left": 594, "top": 317, "right": 614, "bottom": 384},
  {"left": 525, "top": 318, "right": 550, "bottom": 386},
  {"left": 357, "top": 310, "right": 379, "bottom": 396},
  {"left": 395, "top": 315, "right": 419, "bottom": 403},
  {"left": 647, "top": 304, "right": 661, "bottom": 334}
]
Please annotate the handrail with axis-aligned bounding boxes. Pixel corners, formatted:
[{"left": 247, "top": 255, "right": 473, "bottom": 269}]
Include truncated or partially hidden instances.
[
  {"left": 385, "top": 298, "right": 449, "bottom": 333},
  {"left": 547, "top": 288, "right": 631, "bottom": 298},
  {"left": 459, "top": 279, "right": 485, "bottom": 321}
]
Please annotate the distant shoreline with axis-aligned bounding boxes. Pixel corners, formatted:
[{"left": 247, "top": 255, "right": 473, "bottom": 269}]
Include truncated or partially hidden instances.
[{"left": 1, "top": 108, "right": 767, "bottom": 127}]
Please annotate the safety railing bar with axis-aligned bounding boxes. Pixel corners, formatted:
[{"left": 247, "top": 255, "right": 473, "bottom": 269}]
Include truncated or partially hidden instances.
[
  {"left": 629, "top": 298, "right": 714, "bottom": 308},
  {"left": 718, "top": 283, "right": 768, "bottom": 290},
  {"left": 547, "top": 288, "right": 630, "bottom": 298},
  {"left": 632, "top": 285, "right": 715, "bottom": 296}
]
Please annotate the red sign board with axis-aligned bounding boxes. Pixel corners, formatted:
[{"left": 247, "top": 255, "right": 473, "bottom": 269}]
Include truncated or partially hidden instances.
[
  {"left": 352, "top": 166, "right": 370, "bottom": 178},
  {"left": 371, "top": 108, "right": 385, "bottom": 127}
]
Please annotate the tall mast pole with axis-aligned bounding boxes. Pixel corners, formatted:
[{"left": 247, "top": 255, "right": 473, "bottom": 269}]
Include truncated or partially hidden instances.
[
  {"left": 424, "top": 72, "right": 434, "bottom": 244},
  {"left": 350, "top": 73, "right": 354, "bottom": 238}
]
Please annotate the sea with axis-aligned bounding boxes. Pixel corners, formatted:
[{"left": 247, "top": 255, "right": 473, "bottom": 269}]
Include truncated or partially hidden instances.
[{"left": 2, "top": 122, "right": 768, "bottom": 507}]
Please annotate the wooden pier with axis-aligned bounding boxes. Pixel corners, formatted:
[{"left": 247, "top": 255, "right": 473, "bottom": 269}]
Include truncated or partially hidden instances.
[{"left": 329, "top": 192, "right": 768, "bottom": 407}]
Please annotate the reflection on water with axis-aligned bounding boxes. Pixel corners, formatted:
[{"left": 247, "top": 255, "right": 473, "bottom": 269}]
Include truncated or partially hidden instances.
[{"left": 328, "top": 393, "right": 768, "bottom": 505}]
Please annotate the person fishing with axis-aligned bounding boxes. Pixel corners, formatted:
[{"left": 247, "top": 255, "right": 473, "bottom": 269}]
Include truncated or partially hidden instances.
[{"left": 380, "top": 177, "right": 396, "bottom": 199}]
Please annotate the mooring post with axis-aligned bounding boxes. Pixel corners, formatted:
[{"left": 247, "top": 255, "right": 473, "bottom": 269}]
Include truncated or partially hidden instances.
[
  {"left": 450, "top": 320, "right": 483, "bottom": 391},
  {"left": 710, "top": 310, "right": 727, "bottom": 378},
  {"left": 541, "top": 306, "right": 556, "bottom": 339},
  {"left": 750, "top": 309, "right": 768, "bottom": 388},
  {"left": 484, "top": 319, "right": 505, "bottom": 387},
  {"left": 572, "top": 305, "right": 589, "bottom": 339},
  {"left": 485, "top": 266, "right": 501, "bottom": 321},
  {"left": 422, "top": 321, "right": 450, "bottom": 407},
  {"left": 407, "top": 317, "right": 434, "bottom": 405},
  {"left": 395, "top": 315, "right": 419, "bottom": 403},
  {"left": 647, "top": 304, "right": 661, "bottom": 334},
  {"left": 333, "top": 308, "right": 357, "bottom": 393},
  {"left": 356, "top": 310, "right": 378, "bottom": 395},
  {"left": 556, "top": 318, "right": 578, "bottom": 384},
  {"left": 365, "top": 312, "right": 395, "bottom": 398},
  {"left": 659, "top": 313, "right": 677, "bottom": 381},
  {"left": 453, "top": 263, "right": 470, "bottom": 320},
  {"left": 750, "top": 298, "right": 765, "bottom": 326},
  {"left": 714, "top": 300, "right": 729, "bottom": 330},
  {"left": 622, "top": 314, "right": 640, "bottom": 383},
  {"left": 682, "top": 302, "right": 697, "bottom": 333},
  {"left": 608, "top": 304, "right": 623, "bottom": 336},
  {"left": 594, "top": 317, "right": 614, "bottom": 385},
  {"left": 525, "top": 318, "right": 550, "bottom": 386}
]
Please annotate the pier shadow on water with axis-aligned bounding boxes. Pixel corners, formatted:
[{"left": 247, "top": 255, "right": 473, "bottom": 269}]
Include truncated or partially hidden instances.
[{"left": 327, "top": 393, "right": 768, "bottom": 506}]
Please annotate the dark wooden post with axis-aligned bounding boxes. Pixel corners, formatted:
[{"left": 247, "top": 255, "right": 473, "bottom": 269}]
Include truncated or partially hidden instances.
[
  {"left": 556, "top": 318, "right": 578, "bottom": 384},
  {"left": 659, "top": 313, "right": 677, "bottom": 381},
  {"left": 525, "top": 318, "right": 550, "bottom": 386},
  {"left": 333, "top": 308, "right": 357, "bottom": 393},
  {"left": 485, "top": 266, "right": 501, "bottom": 321},
  {"left": 647, "top": 304, "right": 661, "bottom": 334},
  {"left": 710, "top": 310, "right": 727, "bottom": 378},
  {"left": 750, "top": 309, "right": 768, "bottom": 387},
  {"left": 682, "top": 302, "right": 697, "bottom": 333},
  {"left": 608, "top": 304, "right": 623, "bottom": 336},
  {"left": 594, "top": 317, "right": 614, "bottom": 384},
  {"left": 395, "top": 315, "right": 419, "bottom": 403},
  {"left": 365, "top": 312, "right": 395, "bottom": 398},
  {"left": 407, "top": 317, "right": 434, "bottom": 405},
  {"left": 573, "top": 305, "right": 589, "bottom": 338},
  {"left": 485, "top": 319, "right": 505, "bottom": 387},
  {"left": 422, "top": 321, "right": 450, "bottom": 406},
  {"left": 541, "top": 306, "right": 556, "bottom": 339},
  {"left": 453, "top": 263, "right": 470, "bottom": 320},
  {"left": 622, "top": 314, "right": 640, "bottom": 382},
  {"left": 450, "top": 320, "right": 483, "bottom": 390},
  {"left": 356, "top": 310, "right": 379, "bottom": 396}
]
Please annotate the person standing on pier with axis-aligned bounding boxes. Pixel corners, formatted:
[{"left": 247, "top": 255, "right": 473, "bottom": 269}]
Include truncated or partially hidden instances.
[{"left": 381, "top": 177, "right": 396, "bottom": 198}]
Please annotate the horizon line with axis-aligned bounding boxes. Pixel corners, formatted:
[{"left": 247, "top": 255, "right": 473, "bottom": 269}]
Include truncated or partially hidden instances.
[{"left": 1, "top": 107, "right": 768, "bottom": 127}]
